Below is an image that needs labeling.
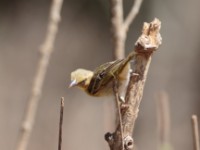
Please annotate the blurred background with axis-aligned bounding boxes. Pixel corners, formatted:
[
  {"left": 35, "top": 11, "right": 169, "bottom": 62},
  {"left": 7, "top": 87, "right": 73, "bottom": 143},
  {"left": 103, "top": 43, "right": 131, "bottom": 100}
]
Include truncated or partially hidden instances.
[{"left": 0, "top": 0, "right": 200, "bottom": 150}]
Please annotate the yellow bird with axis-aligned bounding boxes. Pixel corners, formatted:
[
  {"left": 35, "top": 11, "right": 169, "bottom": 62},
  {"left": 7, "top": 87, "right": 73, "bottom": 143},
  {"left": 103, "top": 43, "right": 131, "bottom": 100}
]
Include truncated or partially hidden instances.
[{"left": 69, "top": 51, "right": 137, "bottom": 99}]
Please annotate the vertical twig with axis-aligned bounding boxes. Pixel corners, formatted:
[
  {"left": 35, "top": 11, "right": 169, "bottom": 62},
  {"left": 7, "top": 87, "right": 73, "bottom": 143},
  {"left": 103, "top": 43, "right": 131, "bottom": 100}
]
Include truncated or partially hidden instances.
[
  {"left": 191, "top": 115, "right": 200, "bottom": 150},
  {"left": 156, "top": 91, "right": 172, "bottom": 150},
  {"left": 15, "top": 0, "right": 64, "bottom": 150},
  {"left": 58, "top": 97, "right": 64, "bottom": 150},
  {"left": 113, "top": 80, "right": 124, "bottom": 150},
  {"left": 110, "top": 0, "right": 125, "bottom": 144},
  {"left": 110, "top": 0, "right": 124, "bottom": 59}
]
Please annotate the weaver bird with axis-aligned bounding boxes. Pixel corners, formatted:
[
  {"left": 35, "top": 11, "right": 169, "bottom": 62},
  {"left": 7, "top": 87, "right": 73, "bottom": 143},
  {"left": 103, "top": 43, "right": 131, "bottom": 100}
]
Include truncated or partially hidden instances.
[{"left": 69, "top": 51, "right": 137, "bottom": 99}]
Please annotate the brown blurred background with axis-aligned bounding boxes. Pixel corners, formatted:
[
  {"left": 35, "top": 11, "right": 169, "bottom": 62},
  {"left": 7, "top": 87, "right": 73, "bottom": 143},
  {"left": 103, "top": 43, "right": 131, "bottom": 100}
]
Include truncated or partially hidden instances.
[{"left": 0, "top": 0, "right": 200, "bottom": 150}]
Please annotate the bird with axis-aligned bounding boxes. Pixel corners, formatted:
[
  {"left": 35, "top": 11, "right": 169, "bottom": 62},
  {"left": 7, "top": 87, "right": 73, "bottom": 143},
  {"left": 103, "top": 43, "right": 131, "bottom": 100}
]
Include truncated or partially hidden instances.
[{"left": 69, "top": 50, "right": 137, "bottom": 100}]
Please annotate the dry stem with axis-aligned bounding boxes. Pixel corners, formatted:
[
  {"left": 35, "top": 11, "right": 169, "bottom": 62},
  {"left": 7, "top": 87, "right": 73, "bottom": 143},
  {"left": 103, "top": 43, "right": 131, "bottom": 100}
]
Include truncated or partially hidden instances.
[
  {"left": 58, "top": 97, "right": 64, "bottom": 150},
  {"left": 106, "top": 18, "right": 162, "bottom": 150},
  {"left": 113, "top": 80, "right": 124, "bottom": 150},
  {"left": 15, "top": 0, "right": 64, "bottom": 150},
  {"left": 191, "top": 115, "right": 200, "bottom": 150},
  {"left": 156, "top": 91, "right": 172, "bottom": 150}
]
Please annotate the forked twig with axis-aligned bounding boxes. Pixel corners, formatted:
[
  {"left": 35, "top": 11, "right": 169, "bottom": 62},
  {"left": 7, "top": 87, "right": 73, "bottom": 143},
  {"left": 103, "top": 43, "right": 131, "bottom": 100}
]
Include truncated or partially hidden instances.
[
  {"left": 110, "top": 0, "right": 143, "bottom": 59},
  {"left": 15, "top": 0, "right": 64, "bottom": 150},
  {"left": 58, "top": 97, "right": 64, "bottom": 150},
  {"left": 191, "top": 115, "right": 200, "bottom": 150}
]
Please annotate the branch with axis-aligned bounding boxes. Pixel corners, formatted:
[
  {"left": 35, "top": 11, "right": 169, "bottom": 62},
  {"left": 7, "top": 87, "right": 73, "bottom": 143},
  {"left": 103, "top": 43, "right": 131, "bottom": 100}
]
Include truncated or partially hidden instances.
[
  {"left": 191, "top": 115, "right": 200, "bottom": 150},
  {"left": 58, "top": 97, "right": 64, "bottom": 150},
  {"left": 15, "top": 0, "right": 64, "bottom": 150},
  {"left": 106, "top": 18, "right": 162, "bottom": 150},
  {"left": 123, "top": 0, "right": 143, "bottom": 32}
]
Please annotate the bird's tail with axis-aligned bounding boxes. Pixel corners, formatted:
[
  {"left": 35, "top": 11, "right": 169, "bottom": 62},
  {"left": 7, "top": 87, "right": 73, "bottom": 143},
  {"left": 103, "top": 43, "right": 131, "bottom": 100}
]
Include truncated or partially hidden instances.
[
  {"left": 126, "top": 50, "right": 137, "bottom": 62},
  {"left": 116, "top": 50, "right": 137, "bottom": 74},
  {"left": 120, "top": 50, "right": 137, "bottom": 67}
]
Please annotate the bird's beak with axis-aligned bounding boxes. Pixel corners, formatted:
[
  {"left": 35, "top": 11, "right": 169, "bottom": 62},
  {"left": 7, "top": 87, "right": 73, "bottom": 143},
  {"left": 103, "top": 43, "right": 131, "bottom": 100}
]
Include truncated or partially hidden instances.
[{"left": 69, "top": 80, "right": 77, "bottom": 88}]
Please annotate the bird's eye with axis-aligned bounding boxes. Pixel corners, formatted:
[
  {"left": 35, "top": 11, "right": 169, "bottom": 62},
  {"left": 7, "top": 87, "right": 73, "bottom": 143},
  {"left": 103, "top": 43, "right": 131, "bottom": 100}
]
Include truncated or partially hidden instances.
[{"left": 99, "top": 72, "right": 105, "bottom": 79}]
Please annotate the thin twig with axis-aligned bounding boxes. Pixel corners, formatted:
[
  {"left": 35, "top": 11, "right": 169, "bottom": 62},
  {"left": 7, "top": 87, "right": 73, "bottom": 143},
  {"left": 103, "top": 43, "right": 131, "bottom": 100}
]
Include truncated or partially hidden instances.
[
  {"left": 15, "top": 0, "right": 64, "bottom": 150},
  {"left": 123, "top": 0, "right": 143, "bottom": 32},
  {"left": 58, "top": 97, "right": 64, "bottom": 150},
  {"left": 191, "top": 115, "right": 200, "bottom": 150},
  {"left": 113, "top": 80, "right": 124, "bottom": 150},
  {"left": 156, "top": 91, "right": 172, "bottom": 150}
]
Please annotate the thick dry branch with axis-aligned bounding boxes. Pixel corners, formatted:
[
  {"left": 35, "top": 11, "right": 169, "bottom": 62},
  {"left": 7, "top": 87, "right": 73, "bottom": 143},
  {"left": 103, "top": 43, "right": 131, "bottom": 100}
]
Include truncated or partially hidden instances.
[
  {"left": 106, "top": 18, "right": 162, "bottom": 150},
  {"left": 15, "top": 0, "right": 63, "bottom": 150},
  {"left": 191, "top": 115, "right": 200, "bottom": 150},
  {"left": 107, "top": 1, "right": 143, "bottom": 149},
  {"left": 58, "top": 97, "right": 64, "bottom": 150}
]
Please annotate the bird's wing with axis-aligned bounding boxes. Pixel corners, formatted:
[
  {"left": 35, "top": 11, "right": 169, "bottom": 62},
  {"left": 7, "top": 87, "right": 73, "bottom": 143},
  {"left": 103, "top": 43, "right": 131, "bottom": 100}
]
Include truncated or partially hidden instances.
[
  {"left": 87, "top": 59, "right": 124, "bottom": 95},
  {"left": 87, "top": 51, "right": 137, "bottom": 95}
]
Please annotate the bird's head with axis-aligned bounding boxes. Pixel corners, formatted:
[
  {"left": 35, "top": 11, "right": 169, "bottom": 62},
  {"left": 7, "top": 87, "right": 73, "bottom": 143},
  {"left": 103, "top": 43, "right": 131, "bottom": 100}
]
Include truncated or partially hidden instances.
[{"left": 69, "top": 68, "right": 94, "bottom": 90}]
